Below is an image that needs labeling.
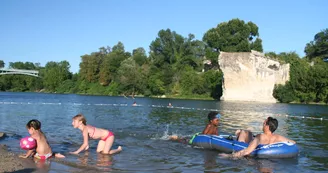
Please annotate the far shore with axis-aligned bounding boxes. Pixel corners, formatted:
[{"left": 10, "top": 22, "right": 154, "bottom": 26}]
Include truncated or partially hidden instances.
[{"left": 1, "top": 91, "right": 328, "bottom": 105}]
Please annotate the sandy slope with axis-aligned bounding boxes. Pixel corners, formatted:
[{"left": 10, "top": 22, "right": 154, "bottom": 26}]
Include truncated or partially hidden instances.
[{"left": 0, "top": 144, "right": 38, "bottom": 173}]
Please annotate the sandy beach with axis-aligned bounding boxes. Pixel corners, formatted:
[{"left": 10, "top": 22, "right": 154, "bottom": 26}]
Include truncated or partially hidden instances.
[
  {"left": 0, "top": 132, "right": 37, "bottom": 172},
  {"left": 0, "top": 144, "right": 38, "bottom": 173}
]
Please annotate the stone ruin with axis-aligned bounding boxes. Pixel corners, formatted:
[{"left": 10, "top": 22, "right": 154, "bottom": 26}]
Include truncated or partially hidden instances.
[{"left": 218, "top": 50, "right": 290, "bottom": 102}]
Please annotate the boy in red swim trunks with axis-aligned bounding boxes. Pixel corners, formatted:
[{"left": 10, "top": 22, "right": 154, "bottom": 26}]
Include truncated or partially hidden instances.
[
  {"left": 19, "top": 119, "right": 65, "bottom": 160},
  {"left": 70, "top": 114, "right": 122, "bottom": 155}
]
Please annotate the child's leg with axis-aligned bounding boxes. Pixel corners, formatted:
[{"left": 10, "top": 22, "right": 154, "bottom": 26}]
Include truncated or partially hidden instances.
[
  {"left": 102, "top": 136, "right": 122, "bottom": 154},
  {"left": 54, "top": 153, "right": 65, "bottom": 158},
  {"left": 96, "top": 140, "right": 106, "bottom": 153},
  {"left": 236, "top": 129, "right": 253, "bottom": 143},
  {"left": 169, "top": 135, "right": 179, "bottom": 140}
]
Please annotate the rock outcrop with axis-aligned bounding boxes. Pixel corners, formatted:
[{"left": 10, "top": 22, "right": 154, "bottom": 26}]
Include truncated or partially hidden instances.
[
  {"left": 0, "top": 132, "right": 5, "bottom": 139},
  {"left": 219, "top": 50, "right": 289, "bottom": 102}
]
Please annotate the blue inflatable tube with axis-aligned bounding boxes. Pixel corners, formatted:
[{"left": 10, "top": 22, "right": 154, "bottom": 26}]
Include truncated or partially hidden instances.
[{"left": 190, "top": 134, "right": 299, "bottom": 158}]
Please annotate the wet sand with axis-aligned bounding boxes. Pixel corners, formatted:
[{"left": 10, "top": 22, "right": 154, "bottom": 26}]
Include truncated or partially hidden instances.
[
  {"left": 0, "top": 132, "right": 37, "bottom": 172},
  {"left": 0, "top": 144, "right": 38, "bottom": 173}
]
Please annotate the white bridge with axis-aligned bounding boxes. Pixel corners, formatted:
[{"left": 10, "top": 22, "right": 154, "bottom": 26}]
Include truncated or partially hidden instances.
[{"left": 0, "top": 68, "right": 39, "bottom": 77}]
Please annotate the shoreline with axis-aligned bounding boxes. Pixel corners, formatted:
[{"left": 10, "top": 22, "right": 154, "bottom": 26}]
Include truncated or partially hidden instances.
[
  {"left": 0, "top": 144, "right": 38, "bottom": 173},
  {"left": 2, "top": 91, "right": 328, "bottom": 105}
]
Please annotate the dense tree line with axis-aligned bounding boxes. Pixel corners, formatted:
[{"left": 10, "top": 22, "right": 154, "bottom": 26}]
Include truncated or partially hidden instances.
[
  {"left": 272, "top": 29, "right": 328, "bottom": 103},
  {"left": 0, "top": 18, "right": 327, "bottom": 102}
]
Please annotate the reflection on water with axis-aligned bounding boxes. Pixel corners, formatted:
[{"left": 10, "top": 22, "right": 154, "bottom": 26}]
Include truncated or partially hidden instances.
[
  {"left": 77, "top": 151, "right": 90, "bottom": 166},
  {"left": 97, "top": 154, "right": 113, "bottom": 172},
  {"left": 0, "top": 92, "right": 328, "bottom": 172},
  {"left": 34, "top": 157, "right": 52, "bottom": 171},
  {"left": 75, "top": 151, "right": 113, "bottom": 171}
]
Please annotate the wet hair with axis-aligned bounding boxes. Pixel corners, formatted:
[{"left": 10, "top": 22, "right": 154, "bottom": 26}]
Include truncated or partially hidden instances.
[
  {"left": 73, "top": 114, "right": 87, "bottom": 125},
  {"left": 208, "top": 111, "right": 219, "bottom": 122},
  {"left": 26, "top": 119, "right": 41, "bottom": 130},
  {"left": 266, "top": 117, "right": 278, "bottom": 133}
]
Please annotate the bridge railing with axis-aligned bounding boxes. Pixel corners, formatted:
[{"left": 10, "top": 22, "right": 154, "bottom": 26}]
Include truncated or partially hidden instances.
[{"left": 0, "top": 68, "right": 39, "bottom": 74}]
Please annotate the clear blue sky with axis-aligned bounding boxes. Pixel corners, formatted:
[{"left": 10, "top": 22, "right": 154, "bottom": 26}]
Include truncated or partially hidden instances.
[{"left": 1, "top": 0, "right": 327, "bottom": 73}]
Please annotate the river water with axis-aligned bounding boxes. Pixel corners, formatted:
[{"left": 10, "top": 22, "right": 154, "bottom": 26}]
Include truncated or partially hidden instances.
[{"left": 0, "top": 92, "right": 327, "bottom": 172}]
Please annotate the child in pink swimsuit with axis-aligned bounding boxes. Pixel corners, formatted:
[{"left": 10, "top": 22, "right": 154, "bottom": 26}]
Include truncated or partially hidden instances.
[{"left": 70, "top": 114, "right": 122, "bottom": 155}]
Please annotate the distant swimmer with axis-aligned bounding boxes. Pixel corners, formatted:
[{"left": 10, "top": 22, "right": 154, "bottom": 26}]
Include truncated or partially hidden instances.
[
  {"left": 132, "top": 101, "right": 137, "bottom": 106},
  {"left": 168, "top": 103, "right": 173, "bottom": 107}
]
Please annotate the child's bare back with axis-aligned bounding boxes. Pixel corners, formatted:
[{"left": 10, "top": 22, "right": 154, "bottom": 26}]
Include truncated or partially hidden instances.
[{"left": 202, "top": 124, "right": 218, "bottom": 135}]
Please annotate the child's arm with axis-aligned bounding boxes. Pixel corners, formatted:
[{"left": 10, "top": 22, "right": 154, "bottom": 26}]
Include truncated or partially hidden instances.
[
  {"left": 19, "top": 149, "right": 34, "bottom": 158},
  {"left": 70, "top": 126, "right": 89, "bottom": 154}
]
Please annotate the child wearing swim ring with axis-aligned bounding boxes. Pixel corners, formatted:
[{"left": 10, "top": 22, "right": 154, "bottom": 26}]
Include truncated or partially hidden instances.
[
  {"left": 19, "top": 119, "right": 65, "bottom": 160},
  {"left": 70, "top": 114, "right": 122, "bottom": 155}
]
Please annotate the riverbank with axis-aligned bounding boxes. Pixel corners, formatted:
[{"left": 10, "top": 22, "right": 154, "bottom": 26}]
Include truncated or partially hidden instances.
[{"left": 0, "top": 144, "right": 38, "bottom": 173}]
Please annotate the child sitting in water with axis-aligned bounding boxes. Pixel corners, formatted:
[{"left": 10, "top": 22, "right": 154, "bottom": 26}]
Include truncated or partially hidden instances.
[
  {"left": 202, "top": 111, "right": 220, "bottom": 135},
  {"left": 70, "top": 114, "right": 122, "bottom": 155},
  {"left": 19, "top": 119, "right": 65, "bottom": 160},
  {"left": 170, "top": 111, "right": 221, "bottom": 141}
]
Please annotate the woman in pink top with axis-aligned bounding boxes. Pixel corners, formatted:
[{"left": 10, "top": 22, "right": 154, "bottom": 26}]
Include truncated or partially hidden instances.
[{"left": 70, "top": 114, "right": 122, "bottom": 155}]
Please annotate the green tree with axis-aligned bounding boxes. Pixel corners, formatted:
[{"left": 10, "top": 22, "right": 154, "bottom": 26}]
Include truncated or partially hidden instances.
[
  {"left": 150, "top": 29, "right": 184, "bottom": 66},
  {"left": 9, "top": 62, "right": 26, "bottom": 69},
  {"left": 270, "top": 52, "right": 326, "bottom": 103},
  {"left": 99, "top": 53, "right": 112, "bottom": 86},
  {"left": 117, "top": 57, "right": 140, "bottom": 95},
  {"left": 273, "top": 83, "right": 296, "bottom": 103},
  {"left": 148, "top": 76, "right": 165, "bottom": 95},
  {"left": 132, "top": 47, "right": 148, "bottom": 66},
  {"left": 10, "top": 76, "right": 27, "bottom": 91},
  {"left": 79, "top": 53, "right": 102, "bottom": 83},
  {"left": 305, "top": 29, "right": 328, "bottom": 60},
  {"left": 56, "top": 80, "right": 75, "bottom": 93},
  {"left": 308, "top": 59, "right": 328, "bottom": 102},
  {"left": 43, "top": 61, "right": 71, "bottom": 91},
  {"left": 99, "top": 42, "right": 130, "bottom": 85},
  {"left": 203, "top": 18, "right": 263, "bottom": 54},
  {"left": 179, "top": 67, "right": 196, "bottom": 95},
  {"left": 150, "top": 30, "right": 203, "bottom": 69},
  {"left": 0, "top": 75, "right": 11, "bottom": 91},
  {"left": 138, "top": 64, "right": 151, "bottom": 95},
  {"left": 0, "top": 60, "right": 4, "bottom": 68},
  {"left": 203, "top": 69, "right": 223, "bottom": 99}
]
